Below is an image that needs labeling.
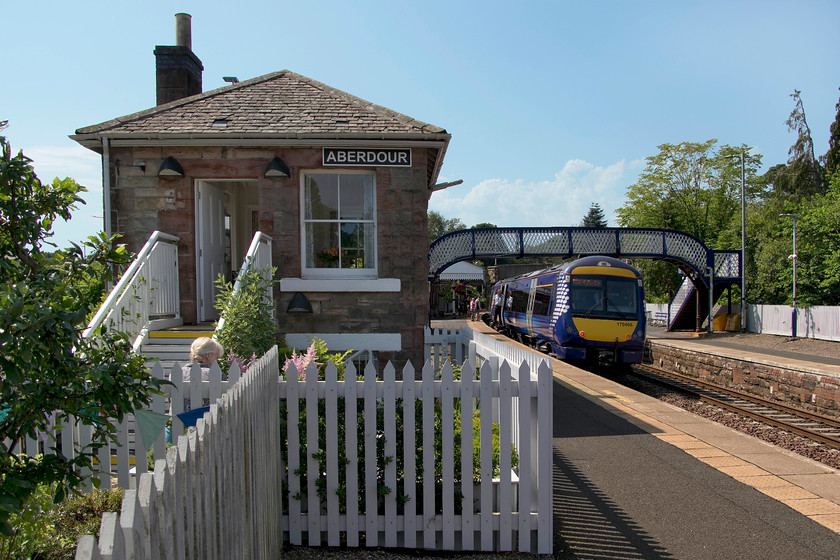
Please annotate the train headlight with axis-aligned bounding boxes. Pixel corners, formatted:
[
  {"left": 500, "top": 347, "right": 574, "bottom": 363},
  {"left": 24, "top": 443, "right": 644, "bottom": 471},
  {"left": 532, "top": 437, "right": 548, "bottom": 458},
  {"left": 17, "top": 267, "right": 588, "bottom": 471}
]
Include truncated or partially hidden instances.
[
  {"left": 579, "top": 331, "right": 585, "bottom": 337},
  {"left": 626, "top": 334, "right": 631, "bottom": 340}
]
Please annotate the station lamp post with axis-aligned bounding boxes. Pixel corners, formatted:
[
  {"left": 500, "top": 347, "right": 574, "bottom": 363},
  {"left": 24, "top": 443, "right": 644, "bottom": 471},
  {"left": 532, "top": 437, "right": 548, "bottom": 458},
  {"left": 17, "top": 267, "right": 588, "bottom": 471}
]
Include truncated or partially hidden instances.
[
  {"left": 779, "top": 213, "right": 797, "bottom": 337},
  {"left": 738, "top": 151, "right": 746, "bottom": 332}
]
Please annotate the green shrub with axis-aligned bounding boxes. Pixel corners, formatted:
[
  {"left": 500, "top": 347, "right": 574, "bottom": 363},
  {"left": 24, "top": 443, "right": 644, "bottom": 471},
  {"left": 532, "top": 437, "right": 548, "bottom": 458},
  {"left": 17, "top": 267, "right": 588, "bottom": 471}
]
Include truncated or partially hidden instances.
[
  {"left": 214, "top": 262, "right": 279, "bottom": 371},
  {"left": 0, "top": 484, "right": 123, "bottom": 560}
]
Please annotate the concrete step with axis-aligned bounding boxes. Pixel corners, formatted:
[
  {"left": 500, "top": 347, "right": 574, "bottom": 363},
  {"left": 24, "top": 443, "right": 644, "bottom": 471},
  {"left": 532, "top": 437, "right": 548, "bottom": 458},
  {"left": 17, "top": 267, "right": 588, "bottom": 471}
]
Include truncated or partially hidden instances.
[
  {"left": 141, "top": 344, "right": 191, "bottom": 361},
  {"left": 141, "top": 323, "right": 215, "bottom": 365},
  {"left": 148, "top": 330, "right": 214, "bottom": 345}
]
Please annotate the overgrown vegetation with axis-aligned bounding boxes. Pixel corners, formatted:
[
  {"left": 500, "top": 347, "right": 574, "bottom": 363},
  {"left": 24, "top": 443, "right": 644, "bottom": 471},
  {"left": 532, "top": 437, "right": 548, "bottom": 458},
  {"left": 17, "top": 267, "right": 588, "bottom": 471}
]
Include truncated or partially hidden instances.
[
  {"left": 0, "top": 484, "right": 123, "bottom": 560},
  {"left": 0, "top": 120, "right": 165, "bottom": 538},
  {"left": 213, "top": 262, "right": 280, "bottom": 371}
]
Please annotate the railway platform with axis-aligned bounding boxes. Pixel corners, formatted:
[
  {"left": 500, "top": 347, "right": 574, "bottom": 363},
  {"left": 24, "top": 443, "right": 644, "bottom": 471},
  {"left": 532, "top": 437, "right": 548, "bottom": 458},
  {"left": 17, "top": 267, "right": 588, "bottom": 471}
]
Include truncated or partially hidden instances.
[{"left": 433, "top": 318, "right": 840, "bottom": 559}]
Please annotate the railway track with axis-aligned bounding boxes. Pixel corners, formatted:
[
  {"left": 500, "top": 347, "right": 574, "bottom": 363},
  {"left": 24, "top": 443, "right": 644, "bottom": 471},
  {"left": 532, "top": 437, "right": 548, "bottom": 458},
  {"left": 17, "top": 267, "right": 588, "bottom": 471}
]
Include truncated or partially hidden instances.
[{"left": 629, "top": 364, "right": 840, "bottom": 449}]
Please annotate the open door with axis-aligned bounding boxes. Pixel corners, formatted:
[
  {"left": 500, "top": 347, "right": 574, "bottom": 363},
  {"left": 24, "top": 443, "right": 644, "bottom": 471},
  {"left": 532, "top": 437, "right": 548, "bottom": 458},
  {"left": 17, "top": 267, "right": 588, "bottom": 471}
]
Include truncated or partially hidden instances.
[{"left": 197, "top": 181, "right": 227, "bottom": 322}]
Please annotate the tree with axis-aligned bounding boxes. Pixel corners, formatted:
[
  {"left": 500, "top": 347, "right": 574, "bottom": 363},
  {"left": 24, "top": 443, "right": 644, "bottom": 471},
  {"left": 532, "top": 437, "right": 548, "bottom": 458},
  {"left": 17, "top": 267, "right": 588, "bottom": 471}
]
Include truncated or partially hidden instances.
[
  {"left": 471, "top": 222, "right": 497, "bottom": 229},
  {"left": 762, "top": 91, "right": 825, "bottom": 203},
  {"left": 580, "top": 203, "right": 607, "bottom": 227},
  {"left": 428, "top": 210, "right": 466, "bottom": 244},
  {"left": 0, "top": 122, "right": 165, "bottom": 533},
  {"left": 750, "top": 91, "right": 834, "bottom": 305},
  {"left": 822, "top": 88, "right": 840, "bottom": 177},
  {"left": 615, "top": 140, "right": 762, "bottom": 301}
]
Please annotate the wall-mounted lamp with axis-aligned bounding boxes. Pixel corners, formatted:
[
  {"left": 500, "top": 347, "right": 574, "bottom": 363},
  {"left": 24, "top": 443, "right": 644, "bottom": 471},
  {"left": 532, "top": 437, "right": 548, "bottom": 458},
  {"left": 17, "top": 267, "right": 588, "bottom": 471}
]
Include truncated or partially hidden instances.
[
  {"left": 158, "top": 156, "right": 184, "bottom": 178},
  {"left": 265, "top": 157, "right": 290, "bottom": 178},
  {"left": 287, "top": 292, "right": 313, "bottom": 314}
]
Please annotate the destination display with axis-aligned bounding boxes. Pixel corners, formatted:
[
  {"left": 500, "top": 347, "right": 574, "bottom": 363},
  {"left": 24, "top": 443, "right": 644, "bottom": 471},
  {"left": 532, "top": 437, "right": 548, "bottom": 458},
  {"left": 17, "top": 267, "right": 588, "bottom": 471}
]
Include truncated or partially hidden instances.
[{"left": 323, "top": 148, "right": 412, "bottom": 167}]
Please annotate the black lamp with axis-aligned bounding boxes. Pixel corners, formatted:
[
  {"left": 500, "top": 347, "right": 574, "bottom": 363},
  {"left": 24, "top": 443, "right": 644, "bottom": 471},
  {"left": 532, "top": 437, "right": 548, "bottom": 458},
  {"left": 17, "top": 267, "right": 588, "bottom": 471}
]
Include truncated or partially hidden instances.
[
  {"left": 265, "top": 157, "right": 290, "bottom": 178},
  {"left": 287, "top": 292, "right": 313, "bottom": 314},
  {"left": 158, "top": 156, "right": 184, "bottom": 177}
]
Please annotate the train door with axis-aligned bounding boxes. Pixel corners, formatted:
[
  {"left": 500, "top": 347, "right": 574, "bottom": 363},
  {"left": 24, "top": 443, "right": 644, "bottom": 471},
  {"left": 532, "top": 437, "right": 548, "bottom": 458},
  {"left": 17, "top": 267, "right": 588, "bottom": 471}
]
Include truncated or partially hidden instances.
[{"left": 526, "top": 278, "right": 537, "bottom": 333}]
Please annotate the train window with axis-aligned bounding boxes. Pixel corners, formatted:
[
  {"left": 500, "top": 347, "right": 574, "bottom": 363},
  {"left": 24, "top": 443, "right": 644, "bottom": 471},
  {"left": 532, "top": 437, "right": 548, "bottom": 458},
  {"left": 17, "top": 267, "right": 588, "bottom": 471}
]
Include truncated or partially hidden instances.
[
  {"left": 511, "top": 289, "right": 529, "bottom": 313},
  {"left": 570, "top": 276, "right": 637, "bottom": 319},
  {"left": 605, "top": 278, "right": 637, "bottom": 316},
  {"left": 533, "top": 284, "right": 552, "bottom": 316}
]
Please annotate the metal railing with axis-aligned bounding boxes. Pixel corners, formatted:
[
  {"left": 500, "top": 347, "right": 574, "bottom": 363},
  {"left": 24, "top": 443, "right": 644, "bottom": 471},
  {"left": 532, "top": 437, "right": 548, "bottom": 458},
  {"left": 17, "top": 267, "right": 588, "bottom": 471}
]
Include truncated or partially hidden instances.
[{"left": 82, "top": 231, "right": 180, "bottom": 351}]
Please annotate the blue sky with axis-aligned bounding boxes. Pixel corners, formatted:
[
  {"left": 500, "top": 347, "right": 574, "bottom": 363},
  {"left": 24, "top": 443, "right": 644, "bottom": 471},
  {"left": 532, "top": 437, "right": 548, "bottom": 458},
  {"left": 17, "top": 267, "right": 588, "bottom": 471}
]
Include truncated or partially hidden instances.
[{"left": 4, "top": 1, "right": 838, "bottom": 248}]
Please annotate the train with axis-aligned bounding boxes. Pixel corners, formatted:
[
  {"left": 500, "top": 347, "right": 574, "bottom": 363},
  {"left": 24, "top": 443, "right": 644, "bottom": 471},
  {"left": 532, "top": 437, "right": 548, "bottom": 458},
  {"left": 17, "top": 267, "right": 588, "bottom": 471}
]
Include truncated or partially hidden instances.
[{"left": 489, "top": 256, "right": 646, "bottom": 366}]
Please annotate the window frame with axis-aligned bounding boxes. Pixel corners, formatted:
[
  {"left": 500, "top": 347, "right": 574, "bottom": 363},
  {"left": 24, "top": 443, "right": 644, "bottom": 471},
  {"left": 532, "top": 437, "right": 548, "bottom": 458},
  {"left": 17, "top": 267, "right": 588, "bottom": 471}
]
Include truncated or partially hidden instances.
[{"left": 300, "top": 169, "right": 378, "bottom": 279}]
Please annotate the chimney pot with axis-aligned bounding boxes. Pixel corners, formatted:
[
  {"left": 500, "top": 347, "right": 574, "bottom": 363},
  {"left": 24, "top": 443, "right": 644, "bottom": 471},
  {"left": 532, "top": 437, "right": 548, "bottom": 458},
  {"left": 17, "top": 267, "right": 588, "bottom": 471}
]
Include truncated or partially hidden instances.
[{"left": 175, "top": 13, "right": 192, "bottom": 49}]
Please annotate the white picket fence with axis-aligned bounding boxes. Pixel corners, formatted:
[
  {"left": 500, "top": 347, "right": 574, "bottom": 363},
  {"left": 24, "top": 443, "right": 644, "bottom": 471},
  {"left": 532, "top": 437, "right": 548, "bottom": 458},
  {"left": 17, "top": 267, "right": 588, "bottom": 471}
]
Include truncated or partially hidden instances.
[
  {"left": 280, "top": 355, "right": 553, "bottom": 554},
  {"left": 69, "top": 327, "right": 552, "bottom": 557},
  {"left": 75, "top": 347, "right": 282, "bottom": 560}
]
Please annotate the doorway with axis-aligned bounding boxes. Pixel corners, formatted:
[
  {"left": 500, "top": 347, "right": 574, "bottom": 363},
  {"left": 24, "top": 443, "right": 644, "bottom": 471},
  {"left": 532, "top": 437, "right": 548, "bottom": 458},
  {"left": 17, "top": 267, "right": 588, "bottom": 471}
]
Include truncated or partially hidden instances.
[{"left": 196, "top": 179, "right": 259, "bottom": 322}]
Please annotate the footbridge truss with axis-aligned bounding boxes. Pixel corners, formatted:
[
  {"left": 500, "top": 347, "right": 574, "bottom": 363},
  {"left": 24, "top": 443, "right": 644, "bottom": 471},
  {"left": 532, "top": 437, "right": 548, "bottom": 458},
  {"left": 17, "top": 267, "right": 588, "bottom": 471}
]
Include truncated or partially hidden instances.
[{"left": 429, "top": 226, "right": 741, "bottom": 288}]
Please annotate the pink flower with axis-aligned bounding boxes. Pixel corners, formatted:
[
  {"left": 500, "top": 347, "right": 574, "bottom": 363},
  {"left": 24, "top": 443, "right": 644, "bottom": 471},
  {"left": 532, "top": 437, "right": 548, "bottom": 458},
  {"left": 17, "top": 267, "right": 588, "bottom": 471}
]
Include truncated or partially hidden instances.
[{"left": 283, "top": 344, "right": 320, "bottom": 380}]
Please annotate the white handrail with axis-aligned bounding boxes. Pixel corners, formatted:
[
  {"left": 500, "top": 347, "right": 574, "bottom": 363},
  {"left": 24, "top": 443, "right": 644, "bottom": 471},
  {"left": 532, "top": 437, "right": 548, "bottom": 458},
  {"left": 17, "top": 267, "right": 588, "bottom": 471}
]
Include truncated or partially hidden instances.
[
  {"left": 215, "top": 232, "right": 273, "bottom": 335},
  {"left": 82, "top": 231, "right": 180, "bottom": 344}
]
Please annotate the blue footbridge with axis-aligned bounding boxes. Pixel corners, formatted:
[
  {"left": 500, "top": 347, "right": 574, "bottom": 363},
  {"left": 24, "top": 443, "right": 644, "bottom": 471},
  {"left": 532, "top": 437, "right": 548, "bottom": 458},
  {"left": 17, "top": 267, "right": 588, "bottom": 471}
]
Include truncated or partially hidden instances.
[{"left": 428, "top": 227, "right": 742, "bottom": 331}]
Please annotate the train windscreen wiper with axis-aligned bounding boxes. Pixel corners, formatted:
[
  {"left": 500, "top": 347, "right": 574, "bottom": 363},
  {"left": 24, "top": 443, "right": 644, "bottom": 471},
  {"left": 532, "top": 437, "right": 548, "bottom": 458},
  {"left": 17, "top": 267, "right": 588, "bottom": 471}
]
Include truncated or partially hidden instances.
[
  {"left": 605, "top": 297, "right": 627, "bottom": 319},
  {"left": 585, "top": 297, "right": 607, "bottom": 317}
]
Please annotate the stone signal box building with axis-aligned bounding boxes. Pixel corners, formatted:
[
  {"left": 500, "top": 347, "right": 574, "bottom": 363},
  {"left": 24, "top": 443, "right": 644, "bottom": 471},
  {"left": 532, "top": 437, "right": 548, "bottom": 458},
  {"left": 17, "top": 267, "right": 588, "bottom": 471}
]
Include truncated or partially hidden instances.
[{"left": 72, "top": 14, "right": 451, "bottom": 367}]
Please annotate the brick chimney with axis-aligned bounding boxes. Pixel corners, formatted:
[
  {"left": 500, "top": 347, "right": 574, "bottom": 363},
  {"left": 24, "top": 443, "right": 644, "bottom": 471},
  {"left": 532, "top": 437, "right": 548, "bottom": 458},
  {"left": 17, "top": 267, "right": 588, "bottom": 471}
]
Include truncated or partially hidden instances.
[{"left": 154, "top": 13, "right": 203, "bottom": 106}]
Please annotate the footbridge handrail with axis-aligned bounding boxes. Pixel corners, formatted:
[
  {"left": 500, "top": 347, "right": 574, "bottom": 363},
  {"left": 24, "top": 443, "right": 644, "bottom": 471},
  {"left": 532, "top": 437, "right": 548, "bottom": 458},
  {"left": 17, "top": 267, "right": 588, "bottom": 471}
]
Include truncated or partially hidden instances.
[
  {"left": 82, "top": 231, "right": 180, "bottom": 351},
  {"left": 429, "top": 226, "right": 741, "bottom": 287}
]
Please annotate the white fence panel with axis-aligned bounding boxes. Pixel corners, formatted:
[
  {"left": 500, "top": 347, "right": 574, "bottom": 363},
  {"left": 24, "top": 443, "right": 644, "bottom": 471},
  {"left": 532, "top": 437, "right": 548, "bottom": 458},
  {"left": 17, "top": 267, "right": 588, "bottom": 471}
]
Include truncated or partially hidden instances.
[
  {"left": 75, "top": 347, "right": 282, "bottom": 560},
  {"left": 278, "top": 350, "right": 553, "bottom": 553},
  {"left": 646, "top": 302, "right": 840, "bottom": 342},
  {"left": 748, "top": 304, "right": 840, "bottom": 341}
]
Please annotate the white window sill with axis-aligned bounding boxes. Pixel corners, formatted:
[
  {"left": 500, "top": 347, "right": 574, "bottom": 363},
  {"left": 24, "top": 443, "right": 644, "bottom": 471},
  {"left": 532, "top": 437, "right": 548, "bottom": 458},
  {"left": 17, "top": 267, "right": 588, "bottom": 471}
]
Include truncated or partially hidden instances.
[{"left": 280, "top": 278, "right": 401, "bottom": 292}]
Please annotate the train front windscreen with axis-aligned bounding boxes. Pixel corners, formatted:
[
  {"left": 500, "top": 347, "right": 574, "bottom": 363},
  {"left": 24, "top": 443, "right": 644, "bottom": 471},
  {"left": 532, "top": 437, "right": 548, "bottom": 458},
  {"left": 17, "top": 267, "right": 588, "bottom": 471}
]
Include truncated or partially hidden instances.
[{"left": 569, "top": 276, "right": 638, "bottom": 320}]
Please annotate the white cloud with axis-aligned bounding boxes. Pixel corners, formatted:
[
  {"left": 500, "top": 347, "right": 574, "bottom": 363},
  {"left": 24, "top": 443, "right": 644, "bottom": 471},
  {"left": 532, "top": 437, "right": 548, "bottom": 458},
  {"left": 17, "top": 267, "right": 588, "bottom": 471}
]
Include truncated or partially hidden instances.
[
  {"left": 23, "top": 144, "right": 104, "bottom": 249},
  {"left": 430, "top": 158, "right": 643, "bottom": 229}
]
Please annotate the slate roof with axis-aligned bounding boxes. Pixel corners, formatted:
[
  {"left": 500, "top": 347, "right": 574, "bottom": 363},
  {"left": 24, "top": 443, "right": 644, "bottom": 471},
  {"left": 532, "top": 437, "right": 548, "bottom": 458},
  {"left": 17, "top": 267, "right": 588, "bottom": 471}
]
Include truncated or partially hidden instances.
[{"left": 73, "top": 70, "right": 448, "bottom": 140}]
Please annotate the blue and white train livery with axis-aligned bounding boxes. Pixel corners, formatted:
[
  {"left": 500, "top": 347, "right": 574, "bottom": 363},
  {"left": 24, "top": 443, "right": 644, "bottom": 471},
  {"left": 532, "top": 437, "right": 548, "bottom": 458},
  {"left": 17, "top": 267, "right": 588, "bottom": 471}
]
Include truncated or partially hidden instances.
[{"left": 491, "top": 256, "right": 646, "bottom": 366}]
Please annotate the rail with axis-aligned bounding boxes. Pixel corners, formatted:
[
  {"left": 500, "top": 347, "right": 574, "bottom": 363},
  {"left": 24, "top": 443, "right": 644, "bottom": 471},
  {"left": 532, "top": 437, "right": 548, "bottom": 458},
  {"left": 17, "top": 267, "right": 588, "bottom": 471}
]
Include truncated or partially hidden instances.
[
  {"left": 82, "top": 231, "right": 180, "bottom": 351},
  {"left": 215, "top": 231, "right": 273, "bottom": 335},
  {"left": 633, "top": 364, "right": 840, "bottom": 449}
]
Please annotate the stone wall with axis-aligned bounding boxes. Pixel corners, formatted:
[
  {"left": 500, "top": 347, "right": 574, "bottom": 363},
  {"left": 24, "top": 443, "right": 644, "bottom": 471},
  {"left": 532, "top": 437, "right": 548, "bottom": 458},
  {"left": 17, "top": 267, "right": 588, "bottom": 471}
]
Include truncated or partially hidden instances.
[
  {"left": 107, "top": 144, "right": 432, "bottom": 368},
  {"left": 647, "top": 340, "right": 840, "bottom": 418}
]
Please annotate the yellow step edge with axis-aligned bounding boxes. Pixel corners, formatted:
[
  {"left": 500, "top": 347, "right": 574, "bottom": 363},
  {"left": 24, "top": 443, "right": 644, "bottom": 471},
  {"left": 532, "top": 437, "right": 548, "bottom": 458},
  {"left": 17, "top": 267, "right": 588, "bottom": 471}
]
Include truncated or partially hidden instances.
[{"left": 149, "top": 331, "right": 214, "bottom": 338}]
